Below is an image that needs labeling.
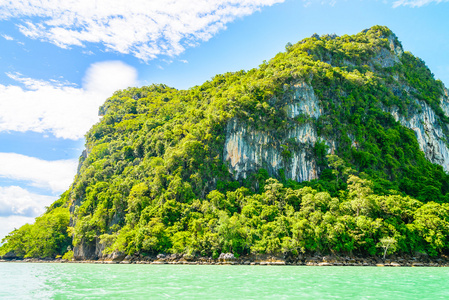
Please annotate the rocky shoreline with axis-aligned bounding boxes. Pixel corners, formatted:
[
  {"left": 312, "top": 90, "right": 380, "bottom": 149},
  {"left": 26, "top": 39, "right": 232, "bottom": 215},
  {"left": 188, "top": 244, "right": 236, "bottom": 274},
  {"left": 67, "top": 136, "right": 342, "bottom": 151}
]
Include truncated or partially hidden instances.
[{"left": 2, "top": 253, "right": 449, "bottom": 267}]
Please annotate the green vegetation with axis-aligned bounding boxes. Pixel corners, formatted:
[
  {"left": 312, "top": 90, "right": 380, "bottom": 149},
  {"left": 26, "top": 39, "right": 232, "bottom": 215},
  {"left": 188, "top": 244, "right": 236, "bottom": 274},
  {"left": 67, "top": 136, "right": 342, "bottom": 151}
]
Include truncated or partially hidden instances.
[
  {"left": 2, "top": 25, "right": 449, "bottom": 260},
  {"left": 0, "top": 204, "right": 71, "bottom": 258},
  {"left": 97, "top": 176, "right": 449, "bottom": 258}
]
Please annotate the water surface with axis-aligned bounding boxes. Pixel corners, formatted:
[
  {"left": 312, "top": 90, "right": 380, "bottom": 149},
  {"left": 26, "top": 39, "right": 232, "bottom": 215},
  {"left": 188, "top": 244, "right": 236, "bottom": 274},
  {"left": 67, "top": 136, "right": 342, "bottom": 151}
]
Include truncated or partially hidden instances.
[{"left": 1, "top": 263, "right": 448, "bottom": 299}]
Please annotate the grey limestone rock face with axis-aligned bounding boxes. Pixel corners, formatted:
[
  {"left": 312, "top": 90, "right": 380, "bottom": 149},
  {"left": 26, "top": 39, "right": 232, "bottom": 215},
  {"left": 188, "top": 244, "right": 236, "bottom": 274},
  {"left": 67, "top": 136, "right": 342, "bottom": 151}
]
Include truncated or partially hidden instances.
[
  {"left": 224, "top": 81, "right": 326, "bottom": 182},
  {"left": 73, "top": 238, "right": 103, "bottom": 260},
  {"left": 284, "top": 81, "right": 322, "bottom": 119},
  {"left": 440, "top": 87, "right": 449, "bottom": 118},
  {"left": 224, "top": 77, "right": 449, "bottom": 183},
  {"left": 372, "top": 48, "right": 400, "bottom": 68},
  {"left": 387, "top": 34, "right": 404, "bottom": 57},
  {"left": 384, "top": 95, "right": 449, "bottom": 172},
  {"left": 375, "top": 34, "right": 449, "bottom": 172}
]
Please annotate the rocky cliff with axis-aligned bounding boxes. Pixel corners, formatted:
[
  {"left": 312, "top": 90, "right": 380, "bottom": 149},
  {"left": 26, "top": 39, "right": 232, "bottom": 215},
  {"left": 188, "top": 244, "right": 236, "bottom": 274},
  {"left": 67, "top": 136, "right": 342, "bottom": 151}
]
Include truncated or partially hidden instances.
[
  {"left": 384, "top": 95, "right": 449, "bottom": 171},
  {"left": 224, "top": 32, "right": 449, "bottom": 183},
  {"left": 224, "top": 81, "right": 335, "bottom": 182}
]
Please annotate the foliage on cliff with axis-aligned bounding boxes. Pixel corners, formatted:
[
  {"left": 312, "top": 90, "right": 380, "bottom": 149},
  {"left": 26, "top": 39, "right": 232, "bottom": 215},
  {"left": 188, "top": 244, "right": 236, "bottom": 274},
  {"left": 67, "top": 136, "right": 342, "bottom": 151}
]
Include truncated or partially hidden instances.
[{"left": 2, "top": 25, "right": 449, "bottom": 259}]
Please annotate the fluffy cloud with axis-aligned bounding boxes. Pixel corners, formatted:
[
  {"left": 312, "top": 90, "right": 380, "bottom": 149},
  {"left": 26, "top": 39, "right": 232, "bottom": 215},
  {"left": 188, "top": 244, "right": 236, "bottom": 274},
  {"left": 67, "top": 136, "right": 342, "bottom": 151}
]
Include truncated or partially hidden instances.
[
  {"left": 0, "top": 186, "right": 56, "bottom": 218},
  {"left": 392, "top": 0, "right": 448, "bottom": 6},
  {"left": 0, "top": 0, "right": 284, "bottom": 61},
  {"left": 0, "top": 153, "right": 78, "bottom": 193},
  {"left": 0, "top": 61, "right": 137, "bottom": 140},
  {"left": 83, "top": 61, "right": 138, "bottom": 95}
]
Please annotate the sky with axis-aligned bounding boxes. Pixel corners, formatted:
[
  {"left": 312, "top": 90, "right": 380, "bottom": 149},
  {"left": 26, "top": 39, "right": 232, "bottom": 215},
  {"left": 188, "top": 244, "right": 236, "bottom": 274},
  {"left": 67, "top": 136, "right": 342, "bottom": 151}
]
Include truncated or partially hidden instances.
[{"left": 0, "top": 0, "right": 448, "bottom": 241}]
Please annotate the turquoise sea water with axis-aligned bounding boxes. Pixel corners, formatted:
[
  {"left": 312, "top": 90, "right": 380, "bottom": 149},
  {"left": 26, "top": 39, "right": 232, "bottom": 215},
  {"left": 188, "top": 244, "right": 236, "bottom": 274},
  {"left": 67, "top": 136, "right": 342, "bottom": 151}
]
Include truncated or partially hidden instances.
[{"left": 1, "top": 263, "right": 449, "bottom": 299}]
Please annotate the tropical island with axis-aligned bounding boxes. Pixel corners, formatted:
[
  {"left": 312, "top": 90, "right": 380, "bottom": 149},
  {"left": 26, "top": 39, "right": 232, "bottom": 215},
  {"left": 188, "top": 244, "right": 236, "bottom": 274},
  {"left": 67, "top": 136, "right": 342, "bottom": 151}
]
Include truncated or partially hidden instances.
[{"left": 2, "top": 25, "right": 449, "bottom": 266}]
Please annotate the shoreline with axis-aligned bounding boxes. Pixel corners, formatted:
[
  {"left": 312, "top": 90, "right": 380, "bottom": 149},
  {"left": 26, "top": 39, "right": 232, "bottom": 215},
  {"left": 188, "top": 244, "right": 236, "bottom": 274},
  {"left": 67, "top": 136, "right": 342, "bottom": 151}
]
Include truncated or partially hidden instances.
[{"left": 2, "top": 254, "right": 449, "bottom": 267}]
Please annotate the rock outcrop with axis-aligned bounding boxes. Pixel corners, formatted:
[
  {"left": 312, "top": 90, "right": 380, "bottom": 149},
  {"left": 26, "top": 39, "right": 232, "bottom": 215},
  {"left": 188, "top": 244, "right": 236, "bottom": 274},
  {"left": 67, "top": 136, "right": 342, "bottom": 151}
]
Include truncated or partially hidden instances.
[
  {"left": 384, "top": 95, "right": 449, "bottom": 172},
  {"left": 440, "top": 87, "right": 449, "bottom": 118},
  {"left": 73, "top": 238, "right": 98, "bottom": 260},
  {"left": 373, "top": 33, "right": 449, "bottom": 172},
  {"left": 224, "top": 35, "right": 449, "bottom": 181},
  {"left": 218, "top": 253, "right": 236, "bottom": 262},
  {"left": 224, "top": 81, "right": 324, "bottom": 182}
]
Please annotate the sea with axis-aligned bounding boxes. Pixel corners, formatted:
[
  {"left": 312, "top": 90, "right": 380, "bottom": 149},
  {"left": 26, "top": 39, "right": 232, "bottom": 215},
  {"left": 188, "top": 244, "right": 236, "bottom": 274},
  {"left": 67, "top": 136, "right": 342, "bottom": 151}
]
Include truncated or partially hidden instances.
[{"left": 1, "top": 263, "right": 448, "bottom": 299}]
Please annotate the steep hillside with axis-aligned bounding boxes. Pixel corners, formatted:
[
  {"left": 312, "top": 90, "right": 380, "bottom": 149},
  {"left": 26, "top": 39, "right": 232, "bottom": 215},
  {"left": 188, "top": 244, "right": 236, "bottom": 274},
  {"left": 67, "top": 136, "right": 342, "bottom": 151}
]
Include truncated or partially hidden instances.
[{"left": 3, "top": 25, "right": 449, "bottom": 261}]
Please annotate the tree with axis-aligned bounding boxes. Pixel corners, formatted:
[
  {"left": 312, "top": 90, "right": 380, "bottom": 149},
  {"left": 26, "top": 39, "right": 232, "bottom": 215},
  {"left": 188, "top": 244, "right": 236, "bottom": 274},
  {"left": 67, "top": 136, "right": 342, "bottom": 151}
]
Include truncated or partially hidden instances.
[
  {"left": 347, "top": 175, "right": 374, "bottom": 217},
  {"left": 378, "top": 237, "right": 397, "bottom": 260},
  {"left": 327, "top": 154, "right": 354, "bottom": 184}
]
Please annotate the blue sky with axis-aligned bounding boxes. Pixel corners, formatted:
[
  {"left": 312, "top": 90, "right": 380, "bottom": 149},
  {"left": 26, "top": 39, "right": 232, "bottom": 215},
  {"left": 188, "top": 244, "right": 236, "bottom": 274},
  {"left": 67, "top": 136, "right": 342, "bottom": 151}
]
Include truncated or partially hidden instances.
[{"left": 0, "top": 0, "right": 448, "bottom": 240}]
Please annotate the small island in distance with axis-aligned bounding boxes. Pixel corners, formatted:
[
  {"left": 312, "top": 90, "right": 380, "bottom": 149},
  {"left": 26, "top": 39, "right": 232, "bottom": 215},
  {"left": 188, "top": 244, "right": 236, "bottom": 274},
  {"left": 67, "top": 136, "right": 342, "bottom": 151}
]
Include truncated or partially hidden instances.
[{"left": 2, "top": 25, "right": 449, "bottom": 267}]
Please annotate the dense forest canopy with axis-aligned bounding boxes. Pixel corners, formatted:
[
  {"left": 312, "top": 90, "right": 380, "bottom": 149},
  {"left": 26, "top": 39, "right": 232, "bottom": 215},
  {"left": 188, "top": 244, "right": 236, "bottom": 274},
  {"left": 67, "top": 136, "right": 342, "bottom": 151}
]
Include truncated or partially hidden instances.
[{"left": 2, "top": 25, "right": 449, "bottom": 260}]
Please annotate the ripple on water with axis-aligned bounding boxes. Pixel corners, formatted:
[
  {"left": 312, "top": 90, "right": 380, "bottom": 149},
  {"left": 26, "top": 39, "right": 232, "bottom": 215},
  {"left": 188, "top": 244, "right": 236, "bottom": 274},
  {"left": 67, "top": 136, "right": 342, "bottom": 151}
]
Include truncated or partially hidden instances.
[{"left": 1, "top": 264, "right": 449, "bottom": 299}]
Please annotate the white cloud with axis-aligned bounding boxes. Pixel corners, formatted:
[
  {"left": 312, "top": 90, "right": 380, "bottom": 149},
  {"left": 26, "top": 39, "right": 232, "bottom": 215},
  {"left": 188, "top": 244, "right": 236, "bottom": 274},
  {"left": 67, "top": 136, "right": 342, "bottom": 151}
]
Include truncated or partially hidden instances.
[
  {"left": 0, "top": 186, "right": 56, "bottom": 218},
  {"left": 0, "top": 153, "right": 78, "bottom": 193},
  {"left": 0, "top": 61, "right": 138, "bottom": 140},
  {"left": 2, "top": 34, "right": 13, "bottom": 41},
  {"left": 392, "top": 0, "right": 448, "bottom": 7},
  {"left": 83, "top": 61, "right": 138, "bottom": 95},
  {"left": 0, "top": 215, "right": 36, "bottom": 243},
  {"left": 0, "top": 0, "right": 284, "bottom": 61}
]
